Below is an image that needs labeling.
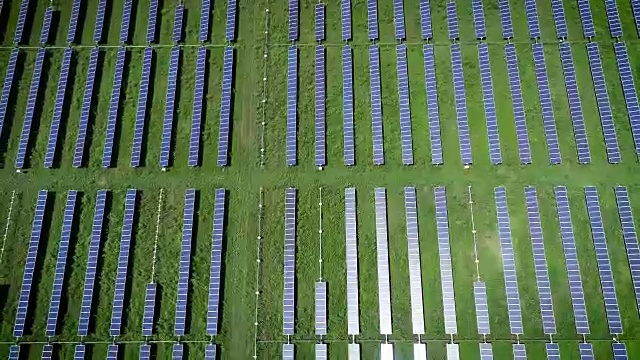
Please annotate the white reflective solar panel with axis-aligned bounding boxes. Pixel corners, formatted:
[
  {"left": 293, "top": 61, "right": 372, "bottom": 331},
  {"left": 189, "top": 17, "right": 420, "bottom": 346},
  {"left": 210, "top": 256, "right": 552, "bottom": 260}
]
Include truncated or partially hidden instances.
[
  {"left": 287, "top": 46, "right": 298, "bottom": 166},
  {"left": 370, "top": 45, "right": 384, "bottom": 165},
  {"left": 531, "top": 44, "right": 561, "bottom": 164},
  {"left": 315, "top": 281, "right": 327, "bottom": 335},
  {"left": 414, "top": 344, "right": 427, "bottom": 360},
  {"left": 505, "top": 44, "right": 532, "bottom": 164},
  {"left": 423, "top": 45, "right": 443, "bottom": 165},
  {"left": 447, "top": 344, "right": 460, "bottom": 360},
  {"left": 74, "top": 47, "right": 99, "bottom": 168},
  {"left": 614, "top": 187, "right": 640, "bottom": 318},
  {"left": 316, "top": 343, "right": 327, "bottom": 360},
  {"left": 381, "top": 344, "right": 393, "bottom": 360},
  {"left": 477, "top": 43, "right": 502, "bottom": 165},
  {"left": 348, "top": 344, "right": 360, "bottom": 360},
  {"left": 345, "top": 188, "right": 360, "bottom": 335},
  {"left": 45, "top": 48, "right": 73, "bottom": 168},
  {"left": 434, "top": 187, "right": 457, "bottom": 334},
  {"left": 316, "top": 45, "right": 326, "bottom": 167},
  {"left": 283, "top": 344, "right": 294, "bottom": 360},
  {"left": 375, "top": 188, "right": 392, "bottom": 335},
  {"left": 283, "top": 188, "right": 296, "bottom": 336},
  {"left": 404, "top": 187, "right": 424, "bottom": 334},
  {"left": 474, "top": 281, "right": 490, "bottom": 335},
  {"left": 342, "top": 46, "right": 355, "bottom": 166},
  {"left": 480, "top": 343, "right": 493, "bottom": 360}
]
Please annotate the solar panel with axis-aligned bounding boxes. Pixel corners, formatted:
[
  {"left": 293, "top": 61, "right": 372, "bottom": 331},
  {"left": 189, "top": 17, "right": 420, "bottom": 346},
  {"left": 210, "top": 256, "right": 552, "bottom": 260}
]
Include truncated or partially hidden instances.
[
  {"left": 559, "top": 43, "right": 591, "bottom": 164},
  {"left": 316, "top": 343, "right": 327, "bottom": 360},
  {"left": 42, "top": 344, "right": 53, "bottom": 359},
  {"left": 479, "top": 343, "right": 493, "bottom": 360},
  {"left": 472, "top": 0, "right": 487, "bottom": 39},
  {"left": 474, "top": 281, "right": 490, "bottom": 335},
  {"left": 190, "top": 47, "right": 207, "bottom": 167},
  {"left": 345, "top": 188, "right": 360, "bottom": 335},
  {"left": 579, "top": 343, "right": 594, "bottom": 359},
  {"left": 110, "top": 189, "right": 137, "bottom": 337},
  {"left": 120, "top": 0, "right": 133, "bottom": 43},
  {"left": 316, "top": 46, "right": 326, "bottom": 167},
  {"left": 207, "top": 188, "right": 226, "bottom": 336},
  {"left": 172, "top": 4, "right": 184, "bottom": 42},
  {"left": 613, "top": 343, "right": 628, "bottom": 360},
  {"left": 226, "top": 0, "right": 238, "bottom": 41},
  {"left": 447, "top": 2, "right": 459, "bottom": 40},
  {"left": 131, "top": 47, "right": 153, "bottom": 167},
  {"left": 175, "top": 189, "right": 196, "bottom": 336},
  {"left": 316, "top": 4, "right": 325, "bottom": 42},
  {"left": 342, "top": 0, "right": 352, "bottom": 41},
  {"left": 200, "top": 0, "right": 211, "bottom": 42},
  {"left": 419, "top": 0, "right": 432, "bottom": 39},
  {"left": 75, "top": 344, "right": 86, "bottom": 359},
  {"left": 524, "top": 187, "right": 556, "bottom": 335},
  {"left": 107, "top": 344, "right": 118, "bottom": 359},
  {"left": 546, "top": 343, "right": 560, "bottom": 360},
  {"left": 283, "top": 344, "right": 294, "bottom": 360},
  {"left": 381, "top": 344, "right": 393, "bottom": 359},
  {"left": 315, "top": 281, "right": 327, "bottom": 335},
  {"left": 0, "top": 49, "right": 19, "bottom": 140},
  {"left": 450, "top": 44, "right": 473, "bottom": 166},
  {"left": 477, "top": 43, "right": 502, "bottom": 165},
  {"left": 103, "top": 47, "right": 127, "bottom": 168},
  {"left": 513, "top": 344, "right": 527, "bottom": 359},
  {"left": 15, "top": 48, "right": 46, "bottom": 169},
  {"left": 633, "top": 0, "right": 640, "bottom": 38},
  {"left": 498, "top": 0, "right": 514, "bottom": 38},
  {"left": 434, "top": 187, "right": 457, "bottom": 335},
  {"left": 94, "top": 0, "right": 107, "bottom": 42},
  {"left": 67, "top": 0, "right": 81, "bottom": 43},
  {"left": 160, "top": 47, "right": 180, "bottom": 168},
  {"left": 205, "top": 344, "right": 217, "bottom": 360},
  {"left": 8, "top": 345, "right": 19, "bottom": 360},
  {"left": 586, "top": 43, "right": 621, "bottom": 163},
  {"left": 348, "top": 344, "right": 360, "bottom": 360},
  {"left": 13, "top": 0, "right": 30, "bottom": 44},
  {"left": 531, "top": 44, "right": 562, "bottom": 165},
  {"left": 447, "top": 343, "right": 460, "bottom": 360},
  {"left": 423, "top": 45, "right": 443, "bottom": 165},
  {"left": 44, "top": 48, "right": 73, "bottom": 168},
  {"left": 505, "top": 44, "right": 532, "bottom": 164},
  {"left": 494, "top": 187, "right": 523, "bottom": 335},
  {"left": 46, "top": 191, "right": 78, "bottom": 337},
  {"left": 577, "top": 0, "right": 596, "bottom": 38},
  {"left": 414, "top": 344, "right": 427, "bottom": 360},
  {"left": 404, "top": 187, "right": 424, "bottom": 335},
  {"left": 604, "top": 0, "right": 623, "bottom": 37},
  {"left": 396, "top": 45, "right": 414, "bottom": 165},
  {"left": 343, "top": 46, "right": 355, "bottom": 166},
  {"left": 368, "top": 0, "right": 379, "bottom": 40},
  {"left": 374, "top": 188, "right": 392, "bottom": 335},
  {"left": 554, "top": 186, "right": 590, "bottom": 335},
  {"left": 140, "top": 344, "right": 151, "bottom": 360},
  {"left": 172, "top": 344, "right": 183, "bottom": 359},
  {"left": 614, "top": 187, "right": 640, "bottom": 317},
  {"left": 287, "top": 46, "right": 298, "bottom": 166},
  {"left": 78, "top": 190, "right": 107, "bottom": 336},
  {"left": 40, "top": 7, "right": 53, "bottom": 45},
  {"left": 283, "top": 188, "right": 296, "bottom": 336},
  {"left": 394, "top": 0, "right": 406, "bottom": 40},
  {"left": 217, "top": 47, "right": 234, "bottom": 167},
  {"left": 73, "top": 47, "right": 99, "bottom": 168},
  {"left": 14, "top": 190, "right": 48, "bottom": 337},
  {"left": 143, "top": 283, "right": 157, "bottom": 336},
  {"left": 370, "top": 45, "right": 384, "bottom": 166},
  {"left": 289, "top": 0, "right": 299, "bottom": 41},
  {"left": 525, "top": 0, "right": 541, "bottom": 38},
  {"left": 613, "top": 42, "right": 640, "bottom": 158},
  {"left": 551, "top": 0, "right": 568, "bottom": 38}
]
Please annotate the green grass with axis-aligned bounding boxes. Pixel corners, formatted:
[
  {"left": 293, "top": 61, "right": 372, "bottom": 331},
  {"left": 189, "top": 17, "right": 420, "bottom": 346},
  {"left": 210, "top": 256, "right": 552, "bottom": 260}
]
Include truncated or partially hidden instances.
[{"left": 1, "top": 0, "right": 640, "bottom": 358}]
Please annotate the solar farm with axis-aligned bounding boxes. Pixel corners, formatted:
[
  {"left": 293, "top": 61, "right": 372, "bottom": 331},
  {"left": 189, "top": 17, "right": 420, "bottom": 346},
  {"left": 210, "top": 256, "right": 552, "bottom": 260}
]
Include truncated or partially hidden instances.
[{"left": 1, "top": 0, "right": 640, "bottom": 359}]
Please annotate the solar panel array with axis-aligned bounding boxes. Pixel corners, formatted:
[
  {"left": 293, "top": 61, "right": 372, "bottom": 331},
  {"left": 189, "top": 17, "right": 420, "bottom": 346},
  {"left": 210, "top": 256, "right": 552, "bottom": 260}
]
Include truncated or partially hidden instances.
[
  {"left": 42, "top": 344, "right": 53, "bottom": 359},
  {"left": 478, "top": 43, "right": 502, "bottom": 165},
  {"left": 217, "top": 47, "right": 234, "bottom": 167},
  {"left": 0, "top": 49, "right": 19, "bottom": 140},
  {"left": 226, "top": 0, "right": 238, "bottom": 41},
  {"left": 146, "top": 0, "right": 160, "bottom": 42},
  {"left": 480, "top": 343, "right": 493, "bottom": 360},
  {"left": 315, "top": 281, "right": 327, "bottom": 335},
  {"left": 205, "top": 344, "right": 217, "bottom": 360},
  {"left": 447, "top": 343, "right": 460, "bottom": 360},
  {"left": 75, "top": 344, "right": 86, "bottom": 359},
  {"left": 525, "top": 0, "right": 541, "bottom": 38},
  {"left": 342, "top": 0, "right": 351, "bottom": 41},
  {"left": 207, "top": 188, "right": 226, "bottom": 336},
  {"left": 614, "top": 186, "right": 640, "bottom": 317},
  {"left": 120, "top": 0, "right": 133, "bottom": 43},
  {"left": 369, "top": 45, "right": 384, "bottom": 165},
  {"left": 8, "top": 345, "right": 19, "bottom": 360},
  {"left": 131, "top": 48, "right": 153, "bottom": 167},
  {"left": 345, "top": 188, "right": 360, "bottom": 335},
  {"left": 107, "top": 344, "right": 118, "bottom": 359},
  {"left": 513, "top": 344, "right": 527, "bottom": 359},
  {"left": 586, "top": 43, "right": 621, "bottom": 164},
  {"left": 420, "top": 0, "right": 432, "bottom": 39},
  {"left": 283, "top": 188, "right": 296, "bottom": 335},
  {"left": 554, "top": 186, "right": 590, "bottom": 335},
  {"left": 287, "top": 47, "right": 298, "bottom": 166},
  {"left": 381, "top": 344, "right": 394, "bottom": 359},
  {"left": 559, "top": 43, "right": 591, "bottom": 164},
  {"left": 46, "top": 191, "right": 78, "bottom": 337},
  {"left": 190, "top": 47, "right": 206, "bottom": 167},
  {"left": 394, "top": 0, "right": 405, "bottom": 39},
  {"left": 289, "top": 0, "right": 299, "bottom": 41},
  {"left": 474, "top": 281, "right": 490, "bottom": 335},
  {"left": 15, "top": 48, "right": 46, "bottom": 169},
  {"left": 316, "top": 46, "right": 326, "bottom": 167},
  {"left": 577, "top": 0, "right": 596, "bottom": 38},
  {"left": 94, "top": 0, "right": 107, "bottom": 42},
  {"left": 14, "top": 190, "right": 47, "bottom": 337},
  {"left": 78, "top": 190, "right": 107, "bottom": 336},
  {"left": 316, "top": 4, "right": 325, "bottom": 42},
  {"left": 494, "top": 187, "right": 523, "bottom": 335},
  {"left": 414, "top": 344, "right": 427, "bottom": 360},
  {"left": 343, "top": 46, "right": 355, "bottom": 166},
  {"left": 604, "top": 0, "right": 623, "bottom": 37},
  {"left": 44, "top": 48, "right": 73, "bottom": 168},
  {"left": 579, "top": 343, "right": 594, "bottom": 359},
  {"left": 505, "top": 44, "right": 532, "bottom": 165},
  {"left": 41, "top": 7, "right": 53, "bottom": 45},
  {"left": 283, "top": 344, "right": 294, "bottom": 360},
  {"left": 103, "top": 47, "right": 126, "bottom": 168},
  {"left": 368, "top": 0, "right": 379, "bottom": 40},
  {"left": 13, "top": 0, "right": 30, "bottom": 44},
  {"left": 524, "top": 187, "right": 556, "bottom": 335},
  {"left": 404, "top": 187, "right": 425, "bottom": 335},
  {"left": 316, "top": 344, "right": 327, "bottom": 360},
  {"left": 172, "top": 343, "right": 183, "bottom": 359},
  {"left": 633, "top": 0, "right": 640, "bottom": 38},
  {"left": 613, "top": 343, "right": 628, "bottom": 359},
  {"left": 551, "top": 0, "right": 568, "bottom": 38},
  {"left": 143, "top": 283, "right": 157, "bottom": 336},
  {"left": 447, "top": 2, "right": 459, "bottom": 40},
  {"left": 472, "top": 0, "right": 486, "bottom": 39},
  {"left": 531, "top": 44, "right": 561, "bottom": 165},
  {"left": 67, "top": 0, "right": 81, "bottom": 43},
  {"left": 74, "top": 48, "right": 99, "bottom": 168},
  {"left": 498, "top": 0, "right": 514, "bottom": 39},
  {"left": 173, "top": 4, "right": 184, "bottom": 42},
  {"left": 160, "top": 47, "right": 180, "bottom": 168},
  {"left": 374, "top": 188, "right": 392, "bottom": 335},
  {"left": 175, "top": 189, "right": 196, "bottom": 336},
  {"left": 450, "top": 44, "right": 472, "bottom": 166},
  {"left": 200, "top": 0, "right": 211, "bottom": 42},
  {"left": 613, "top": 43, "right": 640, "bottom": 158},
  {"left": 110, "top": 189, "right": 137, "bottom": 337},
  {"left": 397, "top": 44, "right": 414, "bottom": 165},
  {"left": 546, "top": 343, "right": 560, "bottom": 360},
  {"left": 423, "top": 45, "right": 443, "bottom": 165},
  {"left": 434, "top": 187, "right": 457, "bottom": 335},
  {"left": 140, "top": 344, "right": 151, "bottom": 360}
]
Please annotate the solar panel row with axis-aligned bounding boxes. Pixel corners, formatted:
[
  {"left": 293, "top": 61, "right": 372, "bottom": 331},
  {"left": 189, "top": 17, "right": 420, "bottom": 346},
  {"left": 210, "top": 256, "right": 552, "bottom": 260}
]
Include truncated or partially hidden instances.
[
  {"left": 67, "top": 0, "right": 81, "bottom": 44},
  {"left": 472, "top": 0, "right": 486, "bottom": 39},
  {"left": 146, "top": 0, "right": 158, "bottom": 43},
  {"left": 200, "top": 0, "right": 211, "bottom": 42},
  {"left": 348, "top": 343, "right": 360, "bottom": 360},
  {"left": 75, "top": 344, "right": 85, "bottom": 359},
  {"left": 316, "top": 343, "right": 327, "bottom": 360},
  {"left": 173, "top": 343, "right": 183, "bottom": 359},
  {"left": 473, "top": 281, "right": 490, "bottom": 335},
  {"left": 434, "top": 187, "right": 457, "bottom": 335},
  {"left": 477, "top": 43, "right": 502, "bottom": 165},
  {"left": 414, "top": 344, "right": 427, "bottom": 360},
  {"left": 368, "top": 0, "right": 379, "bottom": 40},
  {"left": 531, "top": 44, "right": 562, "bottom": 165},
  {"left": 40, "top": 7, "right": 53, "bottom": 45},
  {"left": 218, "top": 47, "right": 234, "bottom": 167},
  {"left": 102, "top": 47, "right": 126, "bottom": 168},
  {"left": 550, "top": 0, "right": 568, "bottom": 38},
  {"left": 447, "top": 2, "right": 459, "bottom": 40},
  {"left": 613, "top": 342, "right": 628, "bottom": 360},
  {"left": 342, "top": 0, "right": 352, "bottom": 41},
  {"left": 78, "top": 190, "right": 107, "bottom": 336},
  {"left": 345, "top": 188, "right": 360, "bottom": 335},
  {"left": 94, "top": 0, "right": 107, "bottom": 43},
  {"left": 140, "top": 344, "right": 151, "bottom": 360},
  {"left": 226, "top": 0, "right": 238, "bottom": 41},
  {"left": 374, "top": 188, "right": 392, "bottom": 335},
  {"left": 15, "top": 48, "right": 46, "bottom": 169},
  {"left": 633, "top": 0, "right": 640, "bottom": 38},
  {"left": 525, "top": 0, "right": 541, "bottom": 38},
  {"left": 287, "top": 46, "right": 298, "bottom": 166},
  {"left": 369, "top": 45, "right": 384, "bottom": 166},
  {"left": 397, "top": 44, "right": 414, "bottom": 165},
  {"left": 505, "top": 44, "right": 532, "bottom": 165},
  {"left": 120, "top": 0, "right": 133, "bottom": 43},
  {"left": 423, "top": 45, "right": 443, "bottom": 165},
  {"left": 480, "top": 343, "right": 493, "bottom": 360},
  {"left": 0, "top": 49, "right": 19, "bottom": 140},
  {"left": 207, "top": 188, "right": 226, "bottom": 336},
  {"left": 173, "top": 4, "right": 184, "bottom": 42},
  {"left": 289, "top": 0, "right": 299, "bottom": 41},
  {"left": 316, "top": 4, "right": 325, "bottom": 42},
  {"left": 160, "top": 47, "right": 180, "bottom": 168},
  {"left": 381, "top": 344, "right": 393, "bottom": 359},
  {"left": 44, "top": 48, "right": 73, "bottom": 168},
  {"left": 343, "top": 46, "right": 355, "bottom": 166},
  {"left": 404, "top": 187, "right": 425, "bottom": 335},
  {"left": 315, "top": 281, "right": 327, "bottom": 335},
  {"left": 73, "top": 48, "right": 99, "bottom": 168},
  {"left": 586, "top": 43, "right": 621, "bottom": 164},
  {"left": 450, "top": 44, "right": 472, "bottom": 166},
  {"left": 283, "top": 344, "right": 294, "bottom": 360},
  {"left": 143, "top": 282, "right": 157, "bottom": 336},
  {"left": 604, "top": 0, "right": 623, "bottom": 37},
  {"left": 131, "top": 48, "right": 153, "bottom": 167},
  {"left": 316, "top": 46, "right": 326, "bottom": 167},
  {"left": 110, "top": 189, "right": 137, "bottom": 337},
  {"left": 107, "top": 344, "right": 118, "bottom": 359},
  {"left": 613, "top": 43, "right": 640, "bottom": 159},
  {"left": 190, "top": 47, "right": 207, "bottom": 167},
  {"left": 42, "top": 344, "right": 53, "bottom": 359},
  {"left": 546, "top": 343, "right": 560, "bottom": 360},
  {"left": 46, "top": 191, "right": 78, "bottom": 337},
  {"left": 205, "top": 344, "right": 217, "bottom": 360},
  {"left": 513, "top": 344, "right": 526, "bottom": 359},
  {"left": 419, "top": 0, "right": 432, "bottom": 40},
  {"left": 14, "top": 190, "right": 48, "bottom": 337},
  {"left": 175, "top": 189, "right": 196, "bottom": 336},
  {"left": 394, "top": 0, "right": 406, "bottom": 40},
  {"left": 13, "top": 0, "right": 30, "bottom": 44},
  {"left": 577, "top": 0, "right": 596, "bottom": 38},
  {"left": 614, "top": 186, "right": 640, "bottom": 319},
  {"left": 283, "top": 188, "right": 296, "bottom": 336},
  {"left": 8, "top": 345, "right": 19, "bottom": 360},
  {"left": 447, "top": 343, "right": 460, "bottom": 360},
  {"left": 579, "top": 343, "right": 594, "bottom": 359},
  {"left": 498, "top": 0, "right": 514, "bottom": 39}
]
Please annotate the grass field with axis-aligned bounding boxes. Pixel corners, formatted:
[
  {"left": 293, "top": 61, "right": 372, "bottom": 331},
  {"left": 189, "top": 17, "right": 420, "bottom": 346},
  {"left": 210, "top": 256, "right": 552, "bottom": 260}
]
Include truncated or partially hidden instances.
[{"left": 1, "top": 0, "right": 640, "bottom": 358}]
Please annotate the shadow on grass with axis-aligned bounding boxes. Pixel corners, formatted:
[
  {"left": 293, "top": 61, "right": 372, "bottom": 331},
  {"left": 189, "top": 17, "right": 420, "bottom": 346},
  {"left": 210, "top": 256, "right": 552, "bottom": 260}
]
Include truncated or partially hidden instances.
[
  {"left": 225, "top": 49, "right": 237, "bottom": 167},
  {"left": 0, "top": 3, "right": 9, "bottom": 44}
]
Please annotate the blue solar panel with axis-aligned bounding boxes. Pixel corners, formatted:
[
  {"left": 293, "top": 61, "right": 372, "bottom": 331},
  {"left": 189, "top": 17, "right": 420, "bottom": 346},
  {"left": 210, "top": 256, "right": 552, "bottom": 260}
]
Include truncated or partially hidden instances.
[
  {"left": 287, "top": 46, "right": 298, "bottom": 166},
  {"left": 94, "top": 0, "right": 107, "bottom": 43},
  {"left": 131, "top": 48, "right": 153, "bottom": 167},
  {"left": 205, "top": 344, "right": 217, "bottom": 360},
  {"left": 525, "top": 0, "right": 541, "bottom": 38},
  {"left": 447, "top": 2, "right": 459, "bottom": 40},
  {"left": 67, "top": 0, "right": 81, "bottom": 43},
  {"left": 315, "top": 281, "right": 327, "bottom": 335},
  {"left": 207, "top": 188, "right": 226, "bottom": 336},
  {"left": 316, "top": 4, "right": 325, "bottom": 42},
  {"left": 614, "top": 42, "right": 640, "bottom": 158},
  {"left": 107, "top": 344, "right": 118, "bottom": 359},
  {"left": 78, "top": 190, "right": 107, "bottom": 337},
  {"left": 200, "top": 0, "right": 211, "bottom": 42},
  {"left": 551, "top": 0, "right": 568, "bottom": 38},
  {"left": 0, "top": 49, "right": 18, "bottom": 140},
  {"left": 110, "top": 189, "right": 137, "bottom": 337},
  {"left": 397, "top": 44, "right": 413, "bottom": 165},
  {"left": 404, "top": 187, "right": 424, "bottom": 336},
  {"left": 120, "top": 0, "right": 133, "bottom": 43},
  {"left": 394, "top": 0, "right": 406, "bottom": 40},
  {"left": 498, "top": 0, "right": 514, "bottom": 38},
  {"left": 343, "top": 46, "right": 355, "bottom": 166},
  {"left": 175, "top": 189, "right": 196, "bottom": 336},
  {"left": 142, "top": 283, "right": 157, "bottom": 336},
  {"left": 173, "top": 5, "right": 184, "bottom": 42},
  {"left": 345, "top": 189, "right": 360, "bottom": 336},
  {"left": 190, "top": 47, "right": 207, "bottom": 167},
  {"left": 74, "top": 48, "right": 99, "bottom": 168},
  {"left": 633, "top": 0, "right": 640, "bottom": 38},
  {"left": 45, "top": 48, "right": 73, "bottom": 168},
  {"left": 472, "top": 0, "right": 486, "bottom": 39},
  {"left": 289, "top": 0, "right": 299, "bottom": 41},
  {"left": 42, "top": 344, "right": 53, "bottom": 359},
  {"left": 316, "top": 46, "right": 326, "bottom": 167},
  {"left": 226, "top": 0, "right": 238, "bottom": 41},
  {"left": 434, "top": 187, "right": 457, "bottom": 335},
  {"left": 615, "top": 186, "right": 640, "bottom": 318},
  {"left": 474, "top": 281, "right": 490, "bottom": 335},
  {"left": 546, "top": 343, "right": 560, "bottom": 360},
  {"left": 13, "top": 0, "right": 30, "bottom": 44},
  {"left": 14, "top": 190, "right": 48, "bottom": 337},
  {"left": 494, "top": 187, "right": 523, "bottom": 335},
  {"left": 370, "top": 45, "right": 384, "bottom": 166},
  {"left": 559, "top": 43, "right": 591, "bottom": 164},
  {"left": 579, "top": 343, "right": 594, "bottom": 359},
  {"left": 139, "top": 344, "right": 151, "bottom": 360},
  {"left": 480, "top": 343, "right": 493, "bottom": 360},
  {"left": 586, "top": 43, "right": 621, "bottom": 164},
  {"left": 613, "top": 343, "right": 628, "bottom": 360},
  {"left": 40, "top": 7, "right": 53, "bottom": 45},
  {"left": 103, "top": 47, "right": 126, "bottom": 168},
  {"left": 554, "top": 186, "right": 590, "bottom": 335},
  {"left": 423, "top": 45, "right": 442, "bottom": 165},
  {"left": 15, "top": 48, "right": 46, "bottom": 169},
  {"left": 604, "top": 0, "right": 623, "bottom": 37},
  {"left": 172, "top": 344, "right": 183, "bottom": 359},
  {"left": 513, "top": 344, "right": 526, "bottom": 359},
  {"left": 147, "top": 0, "right": 158, "bottom": 43},
  {"left": 451, "top": 44, "right": 472, "bottom": 166},
  {"left": 368, "top": 0, "right": 379, "bottom": 40},
  {"left": 531, "top": 44, "right": 561, "bottom": 165},
  {"left": 46, "top": 191, "right": 78, "bottom": 337},
  {"left": 160, "top": 47, "right": 180, "bottom": 168},
  {"left": 505, "top": 44, "right": 532, "bottom": 165},
  {"left": 577, "top": 0, "right": 596, "bottom": 38},
  {"left": 8, "top": 345, "right": 19, "bottom": 360},
  {"left": 74, "top": 344, "right": 85, "bottom": 359},
  {"left": 342, "top": 0, "right": 352, "bottom": 41},
  {"left": 420, "top": 0, "right": 432, "bottom": 39},
  {"left": 218, "top": 47, "right": 234, "bottom": 167},
  {"left": 283, "top": 188, "right": 296, "bottom": 335},
  {"left": 478, "top": 43, "right": 502, "bottom": 165}
]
